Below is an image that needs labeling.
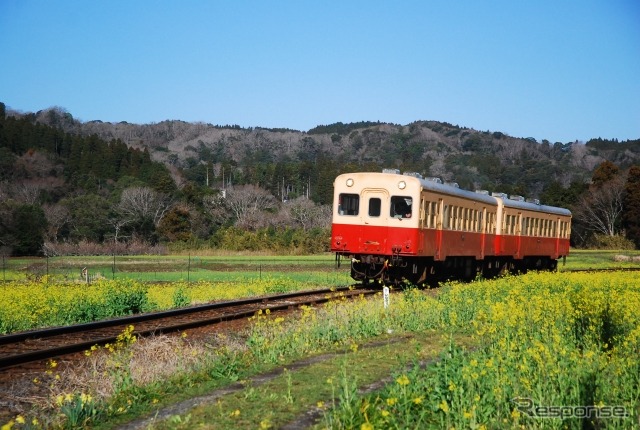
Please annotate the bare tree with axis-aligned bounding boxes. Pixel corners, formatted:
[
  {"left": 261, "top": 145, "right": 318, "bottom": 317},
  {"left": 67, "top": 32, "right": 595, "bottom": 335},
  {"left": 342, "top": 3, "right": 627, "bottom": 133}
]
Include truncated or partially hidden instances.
[
  {"left": 11, "top": 181, "right": 44, "bottom": 205},
  {"left": 284, "top": 197, "right": 332, "bottom": 230},
  {"left": 203, "top": 192, "right": 233, "bottom": 226},
  {"left": 42, "top": 203, "right": 70, "bottom": 241},
  {"left": 573, "top": 175, "right": 626, "bottom": 237},
  {"left": 106, "top": 217, "right": 131, "bottom": 244},
  {"left": 118, "top": 187, "right": 172, "bottom": 227},
  {"left": 225, "top": 185, "right": 277, "bottom": 229}
]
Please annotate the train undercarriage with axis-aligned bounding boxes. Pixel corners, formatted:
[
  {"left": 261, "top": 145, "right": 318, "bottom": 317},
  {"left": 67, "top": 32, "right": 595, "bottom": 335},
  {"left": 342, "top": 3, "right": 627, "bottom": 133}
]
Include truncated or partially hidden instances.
[{"left": 339, "top": 253, "right": 559, "bottom": 287}]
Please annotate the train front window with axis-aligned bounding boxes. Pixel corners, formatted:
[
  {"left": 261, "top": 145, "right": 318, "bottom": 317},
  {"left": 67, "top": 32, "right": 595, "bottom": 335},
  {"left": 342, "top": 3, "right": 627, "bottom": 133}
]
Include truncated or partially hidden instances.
[
  {"left": 391, "top": 196, "right": 412, "bottom": 218},
  {"left": 368, "top": 198, "right": 381, "bottom": 217},
  {"left": 338, "top": 193, "right": 359, "bottom": 216}
]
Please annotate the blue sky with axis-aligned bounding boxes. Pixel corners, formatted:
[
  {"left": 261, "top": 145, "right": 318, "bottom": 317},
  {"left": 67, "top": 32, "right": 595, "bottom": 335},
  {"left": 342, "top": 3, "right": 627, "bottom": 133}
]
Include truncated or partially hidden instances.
[{"left": 1, "top": 0, "right": 638, "bottom": 143}]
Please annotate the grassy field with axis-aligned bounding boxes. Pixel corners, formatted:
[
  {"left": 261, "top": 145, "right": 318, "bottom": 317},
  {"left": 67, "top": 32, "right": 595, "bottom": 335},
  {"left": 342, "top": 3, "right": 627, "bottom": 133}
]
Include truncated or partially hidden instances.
[
  {"left": 2, "top": 249, "right": 639, "bottom": 283},
  {"left": 0, "top": 254, "right": 347, "bottom": 284}
]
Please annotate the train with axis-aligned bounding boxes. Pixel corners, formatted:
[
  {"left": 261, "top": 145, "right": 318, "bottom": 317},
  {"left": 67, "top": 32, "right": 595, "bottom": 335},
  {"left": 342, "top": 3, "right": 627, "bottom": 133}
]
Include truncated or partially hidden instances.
[{"left": 330, "top": 170, "right": 572, "bottom": 286}]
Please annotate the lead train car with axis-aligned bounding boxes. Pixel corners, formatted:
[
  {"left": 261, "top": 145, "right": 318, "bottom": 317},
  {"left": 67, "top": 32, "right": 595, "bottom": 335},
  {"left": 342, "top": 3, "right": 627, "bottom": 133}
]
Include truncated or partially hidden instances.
[{"left": 331, "top": 171, "right": 572, "bottom": 285}]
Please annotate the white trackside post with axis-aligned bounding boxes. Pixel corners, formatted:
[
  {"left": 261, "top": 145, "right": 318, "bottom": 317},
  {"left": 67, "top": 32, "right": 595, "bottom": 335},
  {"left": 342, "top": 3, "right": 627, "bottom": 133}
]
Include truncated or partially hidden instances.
[{"left": 383, "top": 286, "right": 390, "bottom": 308}]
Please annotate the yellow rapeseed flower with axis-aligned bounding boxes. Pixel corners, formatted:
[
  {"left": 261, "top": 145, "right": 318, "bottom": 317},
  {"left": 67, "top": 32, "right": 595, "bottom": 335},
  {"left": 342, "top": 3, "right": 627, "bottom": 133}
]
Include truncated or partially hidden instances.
[
  {"left": 260, "top": 419, "right": 272, "bottom": 429},
  {"left": 396, "top": 375, "right": 410, "bottom": 386},
  {"left": 439, "top": 400, "right": 449, "bottom": 413}
]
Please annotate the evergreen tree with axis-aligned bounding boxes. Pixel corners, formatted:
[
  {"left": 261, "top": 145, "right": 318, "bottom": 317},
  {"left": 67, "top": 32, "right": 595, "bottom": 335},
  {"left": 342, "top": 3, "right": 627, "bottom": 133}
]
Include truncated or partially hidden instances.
[
  {"left": 623, "top": 165, "right": 640, "bottom": 247},
  {"left": 10, "top": 204, "right": 47, "bottom": 256}
]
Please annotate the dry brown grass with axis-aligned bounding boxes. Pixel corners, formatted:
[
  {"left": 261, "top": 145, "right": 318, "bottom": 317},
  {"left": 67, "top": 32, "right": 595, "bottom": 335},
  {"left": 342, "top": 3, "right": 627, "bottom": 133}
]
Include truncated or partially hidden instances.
[
  {"left": 44, "top": 333, "right": 244, "bottom": 407},
  {"left": 613, "top": 254, "right": 640, "bottom": 262}
]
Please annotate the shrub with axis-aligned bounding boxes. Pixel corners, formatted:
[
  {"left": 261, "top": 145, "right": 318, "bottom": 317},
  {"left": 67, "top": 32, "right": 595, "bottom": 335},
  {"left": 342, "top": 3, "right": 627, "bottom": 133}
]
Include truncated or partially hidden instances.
[{"left": 587, "top": 234, "right": 635, "bottom": 250}]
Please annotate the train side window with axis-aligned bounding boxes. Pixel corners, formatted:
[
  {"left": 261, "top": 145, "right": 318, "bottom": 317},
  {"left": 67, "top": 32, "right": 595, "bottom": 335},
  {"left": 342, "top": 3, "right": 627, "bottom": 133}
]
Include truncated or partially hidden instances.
[
  {"left": 523, "top": 217, "right": 528, "bottom": 235},
  {"left": 430, "top": 202, "right": 437, "bottom": 228},
  {"left": 338, "top": 193, "right": 359, "bottom": 216},
  {"left": 472, "top": 209, "right": 475, "bottom": 231},
  {"left": 453, "top": 207, "right": 459, "bottom": 230},
  {"left": 391, "top": 196, "right": 412, "bottom": 218},
  {"left": 443, "top": 205, "right": 450, "bottom": 229},
  {"left": 429, "top": 201, "right": 437, "bottom": 228},
  {"left": 472, "top": 209, "right": 476, "bottom": 232},
  {"left": 464, "top": 208, "right": 469, "bottom": 231},
  {"left": 368, "top": 198, "right": 381, "bottom": 217}
]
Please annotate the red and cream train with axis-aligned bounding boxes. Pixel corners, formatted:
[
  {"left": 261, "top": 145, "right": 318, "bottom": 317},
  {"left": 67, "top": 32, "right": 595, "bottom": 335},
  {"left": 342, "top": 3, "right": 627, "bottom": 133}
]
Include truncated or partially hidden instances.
[{"left": 330, "top": 170, "right": 571, "bottom": 286}]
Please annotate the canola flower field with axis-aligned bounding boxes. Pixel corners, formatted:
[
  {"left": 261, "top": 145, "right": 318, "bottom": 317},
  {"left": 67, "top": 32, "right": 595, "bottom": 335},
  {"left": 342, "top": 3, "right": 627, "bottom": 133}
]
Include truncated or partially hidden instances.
[
  {"left": 1, "top": 270, "right": 640, "bottom": 429},
  {"left": 0, "top": 277, "right": 321, "bottom": 334},
  {"left": 325, "top": 271, "right": 640, "bottom": 429}
]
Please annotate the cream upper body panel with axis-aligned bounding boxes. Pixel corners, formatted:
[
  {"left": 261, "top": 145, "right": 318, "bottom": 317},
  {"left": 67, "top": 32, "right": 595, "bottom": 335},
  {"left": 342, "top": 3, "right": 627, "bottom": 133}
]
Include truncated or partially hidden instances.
[{"left": 333, "top": 172, "right": 421, "bottom": 228}]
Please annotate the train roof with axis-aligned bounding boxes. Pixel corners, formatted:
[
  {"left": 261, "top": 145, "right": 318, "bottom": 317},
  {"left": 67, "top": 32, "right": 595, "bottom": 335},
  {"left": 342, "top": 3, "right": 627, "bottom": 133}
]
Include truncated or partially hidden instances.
[
  {"left": 417, "top": 176, "right": 498, "bottom": 206},
  {"left": 499, "top": 197, "right": 572, "bottom": 217}
]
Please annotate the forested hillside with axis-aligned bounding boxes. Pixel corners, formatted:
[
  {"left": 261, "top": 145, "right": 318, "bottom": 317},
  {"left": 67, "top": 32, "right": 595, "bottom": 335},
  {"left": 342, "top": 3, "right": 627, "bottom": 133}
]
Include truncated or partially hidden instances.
[{"left": 1, "top": 102, "right": 639, "bottom": 255}]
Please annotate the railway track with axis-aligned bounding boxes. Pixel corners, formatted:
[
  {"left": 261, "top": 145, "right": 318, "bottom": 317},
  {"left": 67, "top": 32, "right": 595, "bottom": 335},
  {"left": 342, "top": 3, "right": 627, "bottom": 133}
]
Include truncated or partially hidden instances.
[{"left": 0, "top": 286, "right": 377, "bottom": 371}]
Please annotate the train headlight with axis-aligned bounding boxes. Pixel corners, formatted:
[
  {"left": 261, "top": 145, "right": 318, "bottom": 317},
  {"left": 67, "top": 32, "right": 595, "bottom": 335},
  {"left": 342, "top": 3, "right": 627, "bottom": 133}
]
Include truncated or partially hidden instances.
[
  {"left": 346, "top": 178, "right": 354, "bottom": 187},
  {"left": 398, "top": 180, "right": 406, "bottom": 190}
]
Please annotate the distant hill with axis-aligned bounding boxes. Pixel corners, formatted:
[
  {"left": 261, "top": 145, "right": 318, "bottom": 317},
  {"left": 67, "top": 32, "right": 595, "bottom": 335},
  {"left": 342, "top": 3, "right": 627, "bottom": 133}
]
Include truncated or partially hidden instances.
[{"left": 4, "top": 103, "right": 640, "bottom": 205}]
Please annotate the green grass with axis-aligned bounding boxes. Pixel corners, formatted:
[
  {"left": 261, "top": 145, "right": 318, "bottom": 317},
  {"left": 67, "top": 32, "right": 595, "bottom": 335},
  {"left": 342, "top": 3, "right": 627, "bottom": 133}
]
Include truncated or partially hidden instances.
[
  {"left": 112, "top": 333, "right": 474, "bottom": 430},
  {"left": 3, "top": 250, "right": 639, "bottom": 284},
  {"left": 1, "top": 254, "right": 347, "bottom": 284},
  {"left": 560, "top": 249, "right": 640, "bottom": 270}
]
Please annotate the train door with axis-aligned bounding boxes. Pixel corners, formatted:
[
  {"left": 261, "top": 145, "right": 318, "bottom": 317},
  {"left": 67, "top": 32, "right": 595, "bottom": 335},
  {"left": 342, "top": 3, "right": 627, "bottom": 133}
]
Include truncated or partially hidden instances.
[{"left": 360, "top": 189, "right": 389, "bottom": 254}]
